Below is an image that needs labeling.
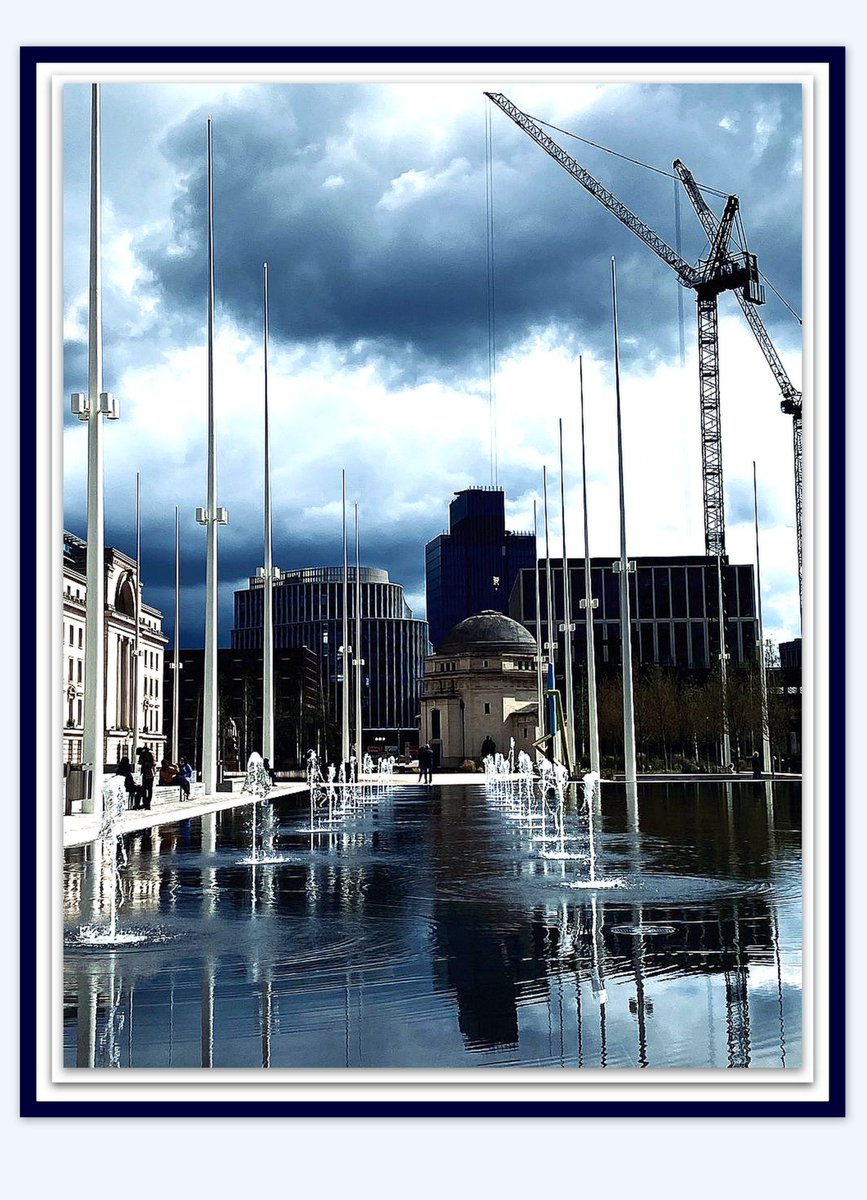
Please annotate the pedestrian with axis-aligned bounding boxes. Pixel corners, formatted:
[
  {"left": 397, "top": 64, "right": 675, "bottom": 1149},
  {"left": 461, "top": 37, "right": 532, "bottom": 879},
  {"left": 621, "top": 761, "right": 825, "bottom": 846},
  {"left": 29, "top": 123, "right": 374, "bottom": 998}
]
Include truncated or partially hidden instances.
[
  {"left": 115, "top": 755, "right": 140, "bottom": 809},
  {"left": 480, "top": 735, "right": 496, "bottom": 760},
  {"left": 751, "top": 750, "right": 762, "bottom": 779},
  {"left": 418, "top": 742, "right": 434, "bottom": 785},
  {"left": 177, "top": 757, "right": 193, "bottom": 799},
  {"left": 139, "top": 745, "right": 155, "bottom": 810}
]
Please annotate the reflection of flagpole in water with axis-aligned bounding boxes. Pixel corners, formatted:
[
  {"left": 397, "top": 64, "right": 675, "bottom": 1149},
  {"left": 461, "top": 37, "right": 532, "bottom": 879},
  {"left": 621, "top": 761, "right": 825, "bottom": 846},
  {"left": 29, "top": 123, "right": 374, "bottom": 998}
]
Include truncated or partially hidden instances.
[
  {"left": 261, "top": 970, "right": 273, "bottom": 1069},
  {"left": 76, "top": 963, "right": 98, "bottom": 1068},
  {"left": 201, "top": 811, "right": 217, "bottom": 917},
  {"left": 200, "top": 958, "right": 215, "bottom": 1068},
  {"left": 770, "top": 903, "right": 787, "bottom": 1068}
]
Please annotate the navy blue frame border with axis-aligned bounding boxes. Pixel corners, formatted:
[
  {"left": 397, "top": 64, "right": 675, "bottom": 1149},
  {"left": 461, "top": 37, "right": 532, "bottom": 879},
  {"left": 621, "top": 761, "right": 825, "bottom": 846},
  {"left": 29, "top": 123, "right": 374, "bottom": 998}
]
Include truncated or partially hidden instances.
[{"left": 21, "top": 44, "right": 845, "bottom": 1118}]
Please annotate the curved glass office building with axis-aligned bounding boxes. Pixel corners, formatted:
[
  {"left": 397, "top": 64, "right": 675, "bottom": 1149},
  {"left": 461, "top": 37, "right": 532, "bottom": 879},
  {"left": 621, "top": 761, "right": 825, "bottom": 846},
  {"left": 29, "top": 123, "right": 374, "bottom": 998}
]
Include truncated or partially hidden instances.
[{"left": 232, "top": 566, "right": 429, "bottom": 756}]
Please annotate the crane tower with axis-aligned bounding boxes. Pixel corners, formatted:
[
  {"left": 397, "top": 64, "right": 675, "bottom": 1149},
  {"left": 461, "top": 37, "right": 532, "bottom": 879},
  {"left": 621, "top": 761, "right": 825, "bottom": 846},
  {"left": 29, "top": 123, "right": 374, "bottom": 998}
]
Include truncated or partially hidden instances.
[{"left": 485, "top": 92, "right": 803, "bottom": 600}]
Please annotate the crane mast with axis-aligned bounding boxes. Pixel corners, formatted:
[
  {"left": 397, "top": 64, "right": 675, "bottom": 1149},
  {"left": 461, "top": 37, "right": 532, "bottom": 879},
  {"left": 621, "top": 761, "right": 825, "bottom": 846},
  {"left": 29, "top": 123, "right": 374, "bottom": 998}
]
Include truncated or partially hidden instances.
[
  {"left": 677, "top": 158, "right": 803, "bottom": 597},
  {"left": 487, "top": 93, "right": 802, "bottom": 599}
]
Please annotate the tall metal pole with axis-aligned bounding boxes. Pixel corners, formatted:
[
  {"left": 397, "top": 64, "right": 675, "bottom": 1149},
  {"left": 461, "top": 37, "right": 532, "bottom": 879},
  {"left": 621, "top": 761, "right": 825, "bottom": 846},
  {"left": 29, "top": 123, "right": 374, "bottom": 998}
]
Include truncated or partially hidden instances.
[
  {"left": 543, "top": 467, "right": 559, "bottom": 760},
  {"left": 611, "top": 258, "right": 637, "bottom": 785},
  {"left": 197, "top": 117, "right": 225, "bottom": 796},
  {"left": 172, "top": 506, "right": 180, "bottom": 764},
  {"left": 341, "top": 470, "right": 350, "bottom": 767},
  {"left": 262, "top": 262, "right": 274, "bottom": 765},
  {"left": 578, "top": 356, "right": 600, "bottom": 776},
  {"left": 533, "top": 501, "right": 545, "bottom": 747},
  {"left": 716, "top": 553, "right": 731, "bottom": 768},
  {"left": 354, "top": 503, "right": 363, "bottom": 770},
  {"left": 82, "top": 83, "right": 106, "bottom": 814},
  {"left": 753, "top": 462, "right": 772, "bottom": 773},
  {"left": 131, "top": 470, "right": 141, "bottom": 766},
  {"left": 558, "top": 419, "right": 576, "bottom": 769}
]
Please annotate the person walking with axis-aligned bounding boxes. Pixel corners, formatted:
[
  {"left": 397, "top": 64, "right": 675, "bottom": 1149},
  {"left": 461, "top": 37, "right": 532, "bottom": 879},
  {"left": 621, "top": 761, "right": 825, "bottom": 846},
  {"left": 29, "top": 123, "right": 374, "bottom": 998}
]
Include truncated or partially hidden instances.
[{"left": 418, "top": 743, "right": 434, "bottom": 785}]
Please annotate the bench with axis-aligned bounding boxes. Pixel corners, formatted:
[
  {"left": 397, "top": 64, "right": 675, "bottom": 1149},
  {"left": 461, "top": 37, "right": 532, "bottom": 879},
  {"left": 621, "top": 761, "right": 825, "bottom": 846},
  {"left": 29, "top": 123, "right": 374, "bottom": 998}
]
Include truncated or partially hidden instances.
[{"left": 149, "top": 782, "right": 207, "bottom": 808}]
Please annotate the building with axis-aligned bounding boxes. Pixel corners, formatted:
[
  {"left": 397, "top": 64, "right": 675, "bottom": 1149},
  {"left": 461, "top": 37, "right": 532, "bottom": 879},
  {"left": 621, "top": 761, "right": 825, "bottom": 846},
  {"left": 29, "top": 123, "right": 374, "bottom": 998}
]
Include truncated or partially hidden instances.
[
  {"left": 63, "top": 530, "right": 167, "bottom": 767},
  {"left": 425, "top": 487, "right": 536, "bottom": 650},
  {"left": 419, "top": 611, "right": 538, "bottom": 769},
  {"left": 509, "top": 555, "right": 760, "bottom": 674},
  {"left": 232, "top": 566, "right": 429, "bottom": 758},
  {"left": 163, "top": 646, "right": 322, "bottom": 775}
]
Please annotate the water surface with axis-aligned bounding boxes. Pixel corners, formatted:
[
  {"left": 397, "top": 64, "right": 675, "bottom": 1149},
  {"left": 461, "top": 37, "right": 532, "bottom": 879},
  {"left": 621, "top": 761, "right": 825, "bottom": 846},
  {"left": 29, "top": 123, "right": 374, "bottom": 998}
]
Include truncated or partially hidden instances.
[{"left": 63, "top": 779, "right": 801, "bottom": 1069}]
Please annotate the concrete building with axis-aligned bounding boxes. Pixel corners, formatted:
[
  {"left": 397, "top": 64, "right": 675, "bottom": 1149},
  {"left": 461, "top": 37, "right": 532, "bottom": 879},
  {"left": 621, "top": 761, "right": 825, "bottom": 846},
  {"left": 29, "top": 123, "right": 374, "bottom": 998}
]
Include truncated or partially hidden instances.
[
  {"left": 425, "top": 487, "right": 536, "bottom": 650},
  {"left": 232, "top": 566, "right": 429, "bottom": 759},
  {"left": 419, "top": 611, "right": 538, "bottom": 769},
  {"left": 63, "top": 530, "right": 167, "bottom": 767}
]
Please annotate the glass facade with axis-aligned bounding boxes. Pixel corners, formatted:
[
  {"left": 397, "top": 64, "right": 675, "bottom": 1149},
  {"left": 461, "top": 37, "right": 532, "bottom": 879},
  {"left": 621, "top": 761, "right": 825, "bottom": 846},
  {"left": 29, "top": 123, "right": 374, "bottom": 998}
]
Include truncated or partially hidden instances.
[
  {"left": 232, "top": 567, "right": 428, "bottom": 737},
  {"left": 509, "top": 556, "right": 759, "bottom": 673},
  {"left": 425, "top": 488, "right": 536, "bottom": 649}
]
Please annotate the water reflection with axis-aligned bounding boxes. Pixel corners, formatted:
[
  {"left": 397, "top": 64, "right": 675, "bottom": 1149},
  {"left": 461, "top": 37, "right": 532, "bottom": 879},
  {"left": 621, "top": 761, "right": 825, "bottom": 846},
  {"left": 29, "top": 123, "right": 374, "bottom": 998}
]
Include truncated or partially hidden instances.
[{"left": 63, "top": 781, "right": 801, "bottom": 1069}]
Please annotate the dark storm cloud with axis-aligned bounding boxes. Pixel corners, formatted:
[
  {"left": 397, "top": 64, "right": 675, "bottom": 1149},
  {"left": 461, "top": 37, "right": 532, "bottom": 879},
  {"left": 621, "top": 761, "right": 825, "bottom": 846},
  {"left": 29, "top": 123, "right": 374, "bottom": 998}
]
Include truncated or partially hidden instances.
[{"left": 123, "top": 81, "right": 801, "bottom": 386}]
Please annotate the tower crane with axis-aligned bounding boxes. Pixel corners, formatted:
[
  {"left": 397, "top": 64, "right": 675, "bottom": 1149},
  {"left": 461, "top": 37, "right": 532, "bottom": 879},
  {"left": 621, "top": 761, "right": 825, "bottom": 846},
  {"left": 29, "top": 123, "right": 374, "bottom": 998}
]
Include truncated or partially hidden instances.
[{"left": 485, "top": 92, "right": 803, "bottom": 600}]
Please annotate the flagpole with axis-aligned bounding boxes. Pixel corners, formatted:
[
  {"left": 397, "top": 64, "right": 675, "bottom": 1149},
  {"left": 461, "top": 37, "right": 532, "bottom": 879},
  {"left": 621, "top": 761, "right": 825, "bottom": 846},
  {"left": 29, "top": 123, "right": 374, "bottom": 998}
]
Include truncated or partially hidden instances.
[
  {"left": 558, "top": 418, "right": 576, "bottom": 771},
  {"left": 354, "top": 503, "right": 363, "bottom": 771},
  {"left": 611, "top": 258, "right": 637, "bottom": 786},
  {"left": 196, "top": 117, "right": 227, "bottom": 795},
  {"left": 262, "top": 262, "right": 274, "bottom": 765},
  {"left": 578, "top": 356, "right": 600, "bottom": 776},
  {"left": 341, "top": 470, "right": 350, "bottom": 767},
  {"left": 172, "top": 506, "right": 180, "bottom": 764}
]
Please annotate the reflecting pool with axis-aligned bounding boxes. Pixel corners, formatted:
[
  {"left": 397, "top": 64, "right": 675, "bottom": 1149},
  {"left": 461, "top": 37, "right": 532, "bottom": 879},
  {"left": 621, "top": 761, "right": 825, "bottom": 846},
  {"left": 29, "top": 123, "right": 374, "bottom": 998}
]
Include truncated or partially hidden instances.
[{"left": 63, "top": 779, "right": 801, "bottom": 1069}]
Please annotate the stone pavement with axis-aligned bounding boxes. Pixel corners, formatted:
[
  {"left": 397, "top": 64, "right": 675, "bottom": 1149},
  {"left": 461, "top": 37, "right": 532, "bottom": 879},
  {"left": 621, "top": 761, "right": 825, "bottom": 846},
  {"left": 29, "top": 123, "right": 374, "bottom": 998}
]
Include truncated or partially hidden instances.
[{"left": 63, "top": 781, "right": 309, "bottom": 849}]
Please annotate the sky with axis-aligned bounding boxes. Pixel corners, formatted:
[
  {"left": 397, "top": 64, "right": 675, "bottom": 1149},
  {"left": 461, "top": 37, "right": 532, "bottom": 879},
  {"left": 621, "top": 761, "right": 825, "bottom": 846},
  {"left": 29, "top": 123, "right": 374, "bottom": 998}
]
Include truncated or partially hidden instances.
[{"left": 62, "top": 77, "right": 803, "bottom": 648}]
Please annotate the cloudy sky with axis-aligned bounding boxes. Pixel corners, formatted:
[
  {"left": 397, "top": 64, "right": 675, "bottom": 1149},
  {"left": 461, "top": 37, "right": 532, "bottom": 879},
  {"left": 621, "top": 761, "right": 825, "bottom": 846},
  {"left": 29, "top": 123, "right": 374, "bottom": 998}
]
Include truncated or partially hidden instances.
[{"left": 62, "top": 77, "right": 803, "bottom": 648}]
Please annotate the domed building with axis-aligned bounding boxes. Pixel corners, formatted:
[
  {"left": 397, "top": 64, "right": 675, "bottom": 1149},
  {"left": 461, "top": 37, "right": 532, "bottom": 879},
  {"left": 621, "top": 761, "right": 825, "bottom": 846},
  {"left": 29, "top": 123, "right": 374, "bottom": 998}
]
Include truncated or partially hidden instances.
[{"left": 419, "top": 611, "right": 539, "bottom": 769}]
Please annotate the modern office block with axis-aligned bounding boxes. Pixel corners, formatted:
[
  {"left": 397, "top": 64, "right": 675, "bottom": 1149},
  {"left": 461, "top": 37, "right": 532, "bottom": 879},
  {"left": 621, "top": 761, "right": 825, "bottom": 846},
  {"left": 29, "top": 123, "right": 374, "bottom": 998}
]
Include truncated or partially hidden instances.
[{"left": 425, "top": 487, "right": 536, "bottom": 650}]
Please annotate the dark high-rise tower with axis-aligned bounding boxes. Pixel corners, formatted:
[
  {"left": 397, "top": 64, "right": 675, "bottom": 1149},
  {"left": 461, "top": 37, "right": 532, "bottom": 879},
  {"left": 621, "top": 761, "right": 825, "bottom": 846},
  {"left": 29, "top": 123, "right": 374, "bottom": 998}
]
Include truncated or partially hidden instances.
[{"left": 425, "top": 487, "right": 536, "bottom": 650}]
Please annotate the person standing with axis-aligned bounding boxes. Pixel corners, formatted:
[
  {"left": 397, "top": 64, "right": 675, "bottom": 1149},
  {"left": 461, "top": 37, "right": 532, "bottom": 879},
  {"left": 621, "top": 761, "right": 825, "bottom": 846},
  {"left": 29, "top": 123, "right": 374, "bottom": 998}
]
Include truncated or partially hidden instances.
[
  {"left": 480, "top": 735, "right": 496, "bottom": 760},
  {"left": 418, "top": 743, "right": 434, "bottom": 785},
  {"left": 751, "top": 750, "right": 762, "bottom": 779},
  {"left": 139, "top": 746, "right": 155, "bottom": 811},
  {"left": 115, "top": 756, "right": 140, "bottom": 809}
]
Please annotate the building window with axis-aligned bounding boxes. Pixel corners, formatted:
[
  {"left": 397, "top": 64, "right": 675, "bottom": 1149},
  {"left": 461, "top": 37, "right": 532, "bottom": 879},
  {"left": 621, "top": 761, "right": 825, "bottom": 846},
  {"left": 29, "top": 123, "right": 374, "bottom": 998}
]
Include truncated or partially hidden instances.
[
  {"left": 431, "top": 709, "right": 441, "bottom": 740},
  {"left": 483, "top": 659, "right": 489, "bottom": 668},
  {"left": 77, "top": 627, "right": 83, "bottom": 648},
  {"left": 77, "top": 660, "right": 82, "bottom": 683},
  {"left": 484, "top": 702, "right": 491, "bottom": 715}
]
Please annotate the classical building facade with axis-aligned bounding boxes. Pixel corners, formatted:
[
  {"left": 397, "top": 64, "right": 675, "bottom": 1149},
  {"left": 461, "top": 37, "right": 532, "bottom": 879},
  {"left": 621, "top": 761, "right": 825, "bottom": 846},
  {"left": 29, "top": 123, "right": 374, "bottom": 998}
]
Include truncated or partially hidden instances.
[
  {"left": 232, "top": 566, "right": 429, "bottom": 758},
  {"left": 63, "top": 530, "right": 167, "bottom": 767},
  {"left": 419, "top": 611, "right": 539, "bottom": 769},
  {"left": 425, "top": 487, "right": 536, "bottom": 650}
]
